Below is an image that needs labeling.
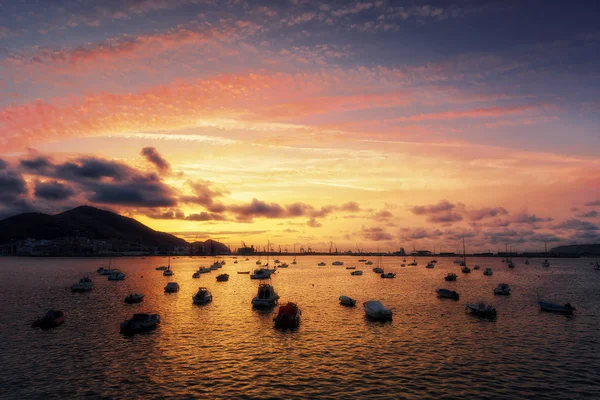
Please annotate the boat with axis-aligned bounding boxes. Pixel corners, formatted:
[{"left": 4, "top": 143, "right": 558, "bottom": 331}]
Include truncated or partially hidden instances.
[
  {"left": 346, "top": 266, "right": 356, "bottom": 270},
  {"left": 279, "top": 263, "right": 289, "bottom": 268},
  {"left": 380, "top": 272, "right": 396, "bottom": 278},
  {"left": 444, "top": 273, "right": 457, "bottom": 281},
  {"left": 234, "top": 260, "right": 238, "bottom": 264},
  {"left": 461, "top": 266, "right": 471, "bottom": 273},
  {"left": 507, "top": 260, "right": 515, "bottom": 268},
  {"left": 525, "top": 259, "right": 530, "bottom": 265},
  {"left": 32, "top": 310, "right": 65, "bottom": 330},
  {"left": 250, "top": 268, "right": 274, "bottom": 279},
  {"left": 542, "top": 259, "right": 550, "bottom": 268},
  {"left": 237, "top": 271, "right": 250, "bottom": 274},
  {"left": 538, "top": 301, "right": 575, "bottom": 315},
  {"left": 155, "top": 266, "right": 167, "bottom": 271},
  {"left": 124, "top": 294, "right": 145, "bottom": 304},
  {"left": 97, "top": 258, "right": 116, "bottom": 275},
  {"left": 402, "top": 258, "right": 406, "bottom": 262},
  {"left": 453, "top": 259, "right": 463, "bottom": 264},
  {"left": 408, "top": 259, "right": 417, "bottom": 266},
  {"left": 71, "top": 277, "right": 93, "bottom": 292},
  {"left": 256, "top": 260, "right": 262, "bottom": 265},
  {"left": 273, "top": 302, "right": 301, "bottom": 329},
  {"left": 192, "top": 287, "right": 213, "bottom": 305},
  {"left": 426, "top": 261, "right": 435, "bottom": 269},
  {"left": 108, "top": 271, "right": 126, "bottom": 280},
  {"left": 274, "top": 259, "right": 280, "bottom": 264},
  {"left": 163, "top": 257, "right": 173, "bottom": 276},
  {"left": 164, "top": 282, "right": 180, "bottom": 293},
  {"left": 506, "top": 245, "right": 515, "bottom": 268},
  {"left": 332, "top": 261, "right": 344, "bottom": 266},
  {"left": 466, "top": 303, "right": 497, "bottom": 318},
  {"left": 120, "top": 313, "right": 160, "bottom": 334},
  {"left": 401, "top": 263, "right": 406, "bottom": 267},
  {"left": 436, "top": 289, "right": 459, "bottom": 300},
  {"left": 594, "top": 258, "right": 600, "bottom": 270},
  {"left": 473, "top": 265, "right": 481, "bottom": 270},
  {"left": 198, "top": 267, "right": 212, "bottom": 274},
  {"left": 318, "top": 262, "right": 326, "bottom": 266},
  {"left": 372, "top": 267, "right": 384, "bottom": 273},
  {"left": 358, "top": 259, "right": 367, "bottom": 262},
  {"left": 484, "top": 268, "right": 493, "bottom": 276},
  {"left": 291, "top": 247, "right": 297, "bottom": 265},
  {"left": 220, "top": 260, "right": 226, "bottom": 265},
  {"left": 210, "top": 261, "right": 222, "bottom": 270},
  {"left": 542, "top": 242, "right": 550, "bottom": 267},
  {"left": 216, "top": 273, "right": 229, "bottom": 282},
  {"left": 351, "top": 270, "right": 363, "bottom": 276},
  {"left": 339, "top": 296, "right": 356, "bottom": 306},
  {"left": 493, "top": 283, "right": 511, "bottom": 295},
  {"left": 365, "top": 261, "right": 373, "bottom": 265},
  {"left": 192, "top": 271, "right": 200, "bottom": 278},
  {"left": 363, "top": 300, "right": 392, "bottom": 321},
  {"left": 252, "top": 283, "right": 279, "bottom": 307}
]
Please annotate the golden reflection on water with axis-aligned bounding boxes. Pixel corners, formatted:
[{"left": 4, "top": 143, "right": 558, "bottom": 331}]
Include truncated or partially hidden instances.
[{"left": 1, "top": 255, "right": 599, "bottom": 398}]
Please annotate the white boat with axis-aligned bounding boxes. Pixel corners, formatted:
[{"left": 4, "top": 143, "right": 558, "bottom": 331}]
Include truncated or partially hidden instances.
[
  {"left": 493, "top": 283, "right": 511, "bottom": 295},
  {"left": 339, "top": 296, "right": 356, "bottom": 306},
  {"left": 538, "top": 300, "right": 575, "bottom": 315},
  {"left": 483, "top": 268, "right": 493, "bottom": 276},
  {"left": 436, "top": 288, "right": 459, "bottom": 300},
  {"left": 250, "top": 268, "right": 274, "bottom": 280},
  {"left": 192, "top": 287, "right": 213, "bottom": 305},
  {"left": 108, "top": 271, "right": 126, "bottom": 281},
  {"left": 71, "top": 277, "right": 93, "bottom": 292},
  {"left": 380, "top": 272, "right": 396, "bottom": 278},
  {"left": 120, "top": 313, "right": 160, "bottom": 334},
  {"left": 363, "top": 300, "right": 392, "bottom": 321},
  {"left": 164, "top": 282, "right": 180, "bottom": 293},
  {"left": 332, "top": 261, "right": 344, "bottom": 266},
  {"left": 251, "top": 283, "right": 279, "bottom": 307},
  {"left": 350, "top": 270, "right": 363, "bottom": 276},
  {"left": 97, "top": 258, "right": 116, "bottom": 275}
]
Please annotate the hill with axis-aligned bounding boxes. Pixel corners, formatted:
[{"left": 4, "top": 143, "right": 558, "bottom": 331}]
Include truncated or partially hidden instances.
[
  {"left": 0, "top": 205, "right": 187, "bottom": 248},
  {"left": 549, "top": 244, "right": 600, "bottom": 256}
]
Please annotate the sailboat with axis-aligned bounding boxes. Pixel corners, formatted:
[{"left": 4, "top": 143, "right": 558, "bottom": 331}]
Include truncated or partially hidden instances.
[
  {"left": 507, "top": 245, "right": 515, "bottom": 268},
  {"left": 461, "top": 237, "right": 470, "bottom": 273},
  {"left": 163, "top": 256, "right": 173, "bottom": 276},
  {"left": 251, "top": 240, "right": 275, "bottom": 279},
  {"left": 594, "top": 257, "right": 600, "bottom": 271},
  {"left": 292, "top": 244, "right": 297, "bottom": 264},
  {"left": 542, "top": 242, "right": 550, "bottom": 267}
]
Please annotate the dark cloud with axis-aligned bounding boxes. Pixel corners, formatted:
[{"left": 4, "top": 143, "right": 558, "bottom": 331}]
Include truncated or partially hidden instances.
[
  {"left": 554, "top": 219, "right": 598, "bottom": 231},
  {"left": 229, "top": 198, "right": 286, "bottom": 220},
  {"left": 511, "top": 212, "right": 552, "bottom": 224},
  {"left": 578, "top": 210, "right": 598, "bottom": 218},
  {"left": 429, "top": 213, "right": 463, "bottom": 223},
  {"left": 402, "top": 227, "right": 444, "bottom": 240},
  {"left": 529, "top": 233, "right": 563, "bottom": 243},
  {"left": 466, "top": 207, "right": 508, "bottom": 221},
  {"left": 186, "top": 212, "right": 227, "bottom": 221},
  {"left": 362, "top": 226, "right": 393, "bottom": 241},
  {"left": 181, "top": 180, "right": 228, "bottom": 207},
  {"left": 144, "top": 209, "right": 185, "bottom": 220},
  {"left": 0, "top": 159, "right": 7, "bottom": 169},
  {"left": 585, "top": 200, "right": 600, "bottom": 206},
  {"left": 56, "top": 157, "right": 132, "bottom": 181},
  {"left": 306, "top": 218, "right": 322, "bottom": 228},
  {"left": 0, "top": 168, "right": 32, "bottom": 218},
  {"left": 373, "top": 210, "right": 393, "bottom": 220},
  {"left": 87, "top": 174, "right": 178, "bottom": 207},
  {"left": 412, "top": 200, "right": 454, "bottom": 215},
  {"left": 227, "top": 198, "right": 362, "bottom": 221},
  {"left": 20, "top": 156, "right": 53, "bottom": 172},
  {"left": 340, "top": 202, "right": 361, "bottom": 212},
  {"left": 569, "top": 230, "right": 600, "bottom": 241},
  {"left": 141, "top": 147, "right": 170, "bottom": 174},
  {"left": 34, "top": 180, "right": 75, "bottom": 201}
]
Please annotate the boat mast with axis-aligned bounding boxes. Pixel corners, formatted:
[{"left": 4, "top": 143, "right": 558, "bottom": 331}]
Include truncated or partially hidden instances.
[{"left": 462, "top": 237, "right": 467, "bottom": 266}]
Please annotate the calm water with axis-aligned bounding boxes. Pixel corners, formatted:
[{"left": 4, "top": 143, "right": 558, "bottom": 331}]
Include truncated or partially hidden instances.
[{"left": 1, "top": 256, "right": 599, "bottom": 399}]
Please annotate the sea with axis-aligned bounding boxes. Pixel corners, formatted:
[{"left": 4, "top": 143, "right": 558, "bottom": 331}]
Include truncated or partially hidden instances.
[{"left": 1, "top": 255, "right": 599, "bottom": 399}]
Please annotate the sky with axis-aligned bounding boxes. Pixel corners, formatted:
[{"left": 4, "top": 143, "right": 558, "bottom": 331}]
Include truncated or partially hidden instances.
[{"left": 0, "top": 0, "right": 599, "bottom": 253}]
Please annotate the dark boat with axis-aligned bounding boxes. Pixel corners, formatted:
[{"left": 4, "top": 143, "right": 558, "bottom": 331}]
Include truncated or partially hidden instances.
[
  {"left": 445, "top": 273, "right": 457, "bottom": 281},
  {"left": 538, "top": 301, "right": 575, "bottom": 315},
  {"left": 466, "top": 303, "right": 497, "bottom": 318},
  {"left": 273, "top": 302, "right": 301, "bottom": 329},
  {"left": 120, "top": 313, "right": 160, "bottom": 334},
  {"left": 124, "top": 293, "right": 145, "bottom": 304},
  {"left": 32, "top": 310, "right": 65, "bottom": 330},
  {"left": 436, "top": 288, "right": 459, "bottom": 300},
  {"left": 216, "top": 273, "right": 229, "bottom": 282}
]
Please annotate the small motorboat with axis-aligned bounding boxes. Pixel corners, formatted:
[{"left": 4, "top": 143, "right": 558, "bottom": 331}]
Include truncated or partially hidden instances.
[
  {"left": 97, "top": 266, "right": 116, "bottom": 275},
  {"left": 380, "top": 272, "right": 396, "bottom": 279},
  {"left": 234, "top": 260, "right": 238, "bottom": 264},
  {"left": 408, "top": 260, "right": 417, "bottom": 266},
  {"left": 246, "top": 258, "right": 250, "bottom": 261},
  {"left": 250, "top": 268, "right": 274, "bottom": 280},
  {"left": 538, "top": 301, "right": 575, "bottom": 315},
  {"left": 273, "top": 302, "right": 301, "bottom": 329},
  {"left": 332, "top": 261, "right": 344, "bottom": 266},
  {"left": 318, "top": 262, "right": 326, "bottom": 266},
  {"left": 358, "top": 259, "right": 366, "bottom": 262},
  {"left": 216, "top": 273, "right": 229, "bottom": 282},
  {"left": 192, "top": 271, "right": 200, "bottom": 278},
  {"left": 445, "top": 273, "right": 457, "bottom": 281},
  {"left": 256, "top": 260, "right": 262, "bottom": 265},
  {"left": 124, "top": 293, "right": 145, "bottom": 304},
  {"left": 164, "top": 282, "right": 180, "bottom": 293},
  {"left": 363, "top": 300, "right": 392, "bottom": 321},
  {"left": 198, "top": 267, "right": 212, "bottom": 274},
  {"left": 237, "top": 271, "right": 250, "bottom": 274},
  {"left": 279, "top": 263, "right": 289, "bottom": 268},
  {"left": 108, "top": 271, "right": 126, "bottom": 280},
  {"left": 155, "top": 266, "right": 167, "bottom": 271},
  {"left": 401, "top": 263, "right": 406, "bottom": 267},
  {"left": 220, "top": 260, "right": 226, "bottom": 265},
  {"left": 436, "top": 289, "right": 459, "bottom": 300},
  {"left": 32, "top": 310, "right": 65, "bottom": 330},
  {"left": 461, "top": 266, "right": 471, "bottom": 273},
  {"left": 507, "top": 260, "right": 515, "bottom": 268},
  {"left": 372, "top": 267, "right": 384, "bottom": 273},
  {"left": 426, "top": 262, "right": 435, "bottom": 269},
  {"left": 339, "top": 296, "right": 356, "bottom": 307},
  {"left": 493, "top": 283, "right": 511, "bottom": 295},
  {"left": 163, "top": 268, "right": 174, "bottom": 276},
  {"left": 210, "top": 262, "right": 221, "bottom": 270},
  {"left": 346, "top": 266, "right": 356, "bottom": 270},
  {"left": 365, "top": 261, "right": 373, "bottom": 265},
  {"left": 594, "top": 260, "right": 600, "bottom": 271},
  {"left": 71, "top": 277, "right": 93, "bottom": 292},
  {"left": 473, "top": 265, "right": 481, "bottom": 270},
  {"left": 120, "top": 313, "right": 160, "bottom": 334},
  {"left": 274, "top": 259, "right": 280, "bottom": 264},
  {"left": 466, "top": 303, "right": 497, "bottom": 318},
  {"left": 483, "top": 268, "right": 493, "bottom": 276},
  {"left": 192, "top": 287, "right": 213, "bottom": 305},
  {"left": 542, "top": 259, "right": 550, "bottom": 268},
  {"left": 252, "top": 283, "right": 279, "bottom": 307},
  {"left": 350, "top": 270, "right": 363, "bottom": 276}
]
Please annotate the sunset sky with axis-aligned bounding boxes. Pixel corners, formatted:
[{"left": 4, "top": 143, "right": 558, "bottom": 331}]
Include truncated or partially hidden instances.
[{"left": 1, "top": 0, "right": 599, "bottom": 252}]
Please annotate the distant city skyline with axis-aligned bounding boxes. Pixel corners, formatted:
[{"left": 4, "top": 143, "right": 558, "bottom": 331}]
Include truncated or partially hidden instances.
[{"left": 0, "top": 0, "right": 599, "bottom": 251}]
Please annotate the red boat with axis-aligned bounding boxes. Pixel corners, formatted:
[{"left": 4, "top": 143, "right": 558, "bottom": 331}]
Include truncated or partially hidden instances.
[
  {"left": 32, "top": 310, "right": 65, "bottom": 330},
  {"left": 273, "top": 302, "right": 301, "bottom": 329}
]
